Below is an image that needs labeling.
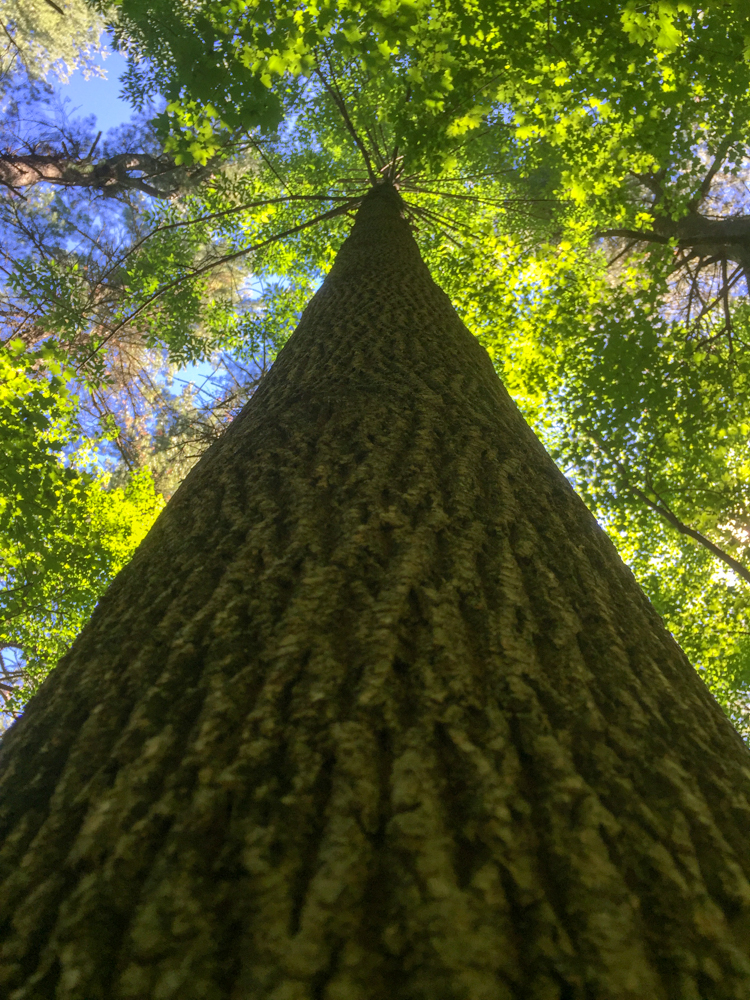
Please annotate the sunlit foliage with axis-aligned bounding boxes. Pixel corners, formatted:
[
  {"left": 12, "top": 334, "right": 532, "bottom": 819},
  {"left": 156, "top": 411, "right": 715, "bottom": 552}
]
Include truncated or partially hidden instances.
[{"left": 0, "top": 341, "right": 164, "bottom": 718}]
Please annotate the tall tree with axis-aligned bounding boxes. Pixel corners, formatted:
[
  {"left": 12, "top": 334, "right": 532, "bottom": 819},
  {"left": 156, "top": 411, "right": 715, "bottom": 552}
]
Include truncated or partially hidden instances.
[
  {"left": 110, "top": 0, "right": 750, "bottom": 735},
  {"left": 5, "top": 0, "right": 750, "bottom": 726},
  {"left": 1, "top": 182, "right": 750, "bottom": 999}
]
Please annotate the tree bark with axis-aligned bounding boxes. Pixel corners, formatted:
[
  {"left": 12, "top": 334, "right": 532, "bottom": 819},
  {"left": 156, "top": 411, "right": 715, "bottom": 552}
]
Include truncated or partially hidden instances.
[
  {"left": 0, "top": 151, "right": 208, "bottom": 199},
  {"left": 599, "top": 211, "right": 750, "bottom": 278},
  {"left": 1, "top": 183, "right": 750, "bottom": 1000}
]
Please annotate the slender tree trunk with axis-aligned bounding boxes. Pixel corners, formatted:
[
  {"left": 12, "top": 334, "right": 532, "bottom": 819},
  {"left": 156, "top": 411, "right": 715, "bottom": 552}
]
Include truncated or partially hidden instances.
[{"left": 1, "top": 184, "right": 750, "bottom": 1000}]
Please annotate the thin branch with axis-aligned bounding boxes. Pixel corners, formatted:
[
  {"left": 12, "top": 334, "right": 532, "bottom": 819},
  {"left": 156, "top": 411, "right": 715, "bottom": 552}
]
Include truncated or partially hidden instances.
[
  {"left": 0, "top": 23, "right": 21, "bottom": 59},
  {"left": 683, "top": 258, "right": 708, "bottom": 312},
  {"left": 361, "top": 122, "right": 387, "bottom": 169},
  {"left": 688, "top": 136, "right": 733, "bottom": 212},
  {"left": 249, "top": 137, "right": 293, "bottom": 194},
  {"left": 631, "top": 168, "right": 666, "bottom": 205},
  {"left": 606, "top": 239, "right": 639, "bottom": 269},
  {"left": 76, "top": 198, "right": 361, "bottom": 371},
  {"left": 630, "top": 484, "right": 750, "bottom": 585},
  {"left": 408, "top": 203, "right": 469, "bottom": 251},
  {"left": 86, "top": 131, "right": 102, "bottom": 160},
  {"left": 431, "top": 72, "right": 504, "bottom": 125},
  {"left": 692, "top": 264, "right": 743, "bottom": 326},
  {"left": 722, "top": 257, "right": 733, "bottom": 346},
  {"left": 402, "top": 181, "right": 557, "bottom": 209},
  {"left": 402, "top": 170, "right": 517, "bottom": 184},
  {"left": 595, "top": 227, "right": 670, "bottom": 245},
  {"left": 0, "top": 175, "right": 26, "bottom": 199},
  {"left": 387, "top": 144, "right": 400, "bottom": 184},
  {"left": 313, "top": 65, "right": 377, "bottom": 185},
  {"left": 405, "top": 199, "right": 476, "bottom": 236},
  {"left": 96, "top": 193, "right": 353, "bottom": 287},
  {"left": 376, "top": 117, "right": 391, "bottom": 167},
  {"left": 686, "top": 270, "right": 696, "bottom": 324}
]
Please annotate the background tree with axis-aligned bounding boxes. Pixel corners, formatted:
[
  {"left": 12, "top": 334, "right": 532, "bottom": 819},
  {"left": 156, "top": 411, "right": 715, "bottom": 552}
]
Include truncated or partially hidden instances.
[
  {"left": 0, "top": 8, "right": 174, "bottom": 716},
  {"left": 0, "top": 0, "right": 103, "bottom": 85}
]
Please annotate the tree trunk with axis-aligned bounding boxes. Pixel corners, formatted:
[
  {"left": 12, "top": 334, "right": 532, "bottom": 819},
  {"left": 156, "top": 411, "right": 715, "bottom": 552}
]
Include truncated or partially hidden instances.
[{"left": 1, "top": 183, "right": 750, "bottom": 1000}]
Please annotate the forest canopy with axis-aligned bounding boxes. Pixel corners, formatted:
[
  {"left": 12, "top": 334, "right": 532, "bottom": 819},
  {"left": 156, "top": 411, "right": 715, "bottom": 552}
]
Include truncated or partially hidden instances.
[{"left": 2, "top": 0, "right": 750, "bottom": 734}]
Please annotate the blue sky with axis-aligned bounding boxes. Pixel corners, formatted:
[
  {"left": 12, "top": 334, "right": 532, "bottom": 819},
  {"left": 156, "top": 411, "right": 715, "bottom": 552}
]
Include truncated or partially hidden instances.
[
  {"left": 59, "top": 49, "right": 132, "bottom": 132},
  {"left": 57, "top": 51, "right": 217, "bottom": 388}
]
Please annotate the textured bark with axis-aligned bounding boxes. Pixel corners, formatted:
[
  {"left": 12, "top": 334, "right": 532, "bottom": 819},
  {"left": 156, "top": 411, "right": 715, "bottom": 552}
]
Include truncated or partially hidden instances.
[
  {"left": 1, "top": 183, "right": 750, "bottom": 1000},
  {"left": 600, "top": 212, "right": 750, "bottom": 279},
  {"left": 0, "top": 151, "right": 207, "bottom": 199}
]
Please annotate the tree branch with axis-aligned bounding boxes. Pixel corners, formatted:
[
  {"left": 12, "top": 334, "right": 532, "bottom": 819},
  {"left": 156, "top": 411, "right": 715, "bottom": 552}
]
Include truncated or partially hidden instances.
[
  {"left": 595, "top": 227, "right": 669, "bottom": 245},
  {"left": 688, "top": 137, "right": 733, "bottom": 213},
  {"left": 629, "top": 484, "right": 750, "bottom": 585},
  {"left": 76, "top": 198, "right": 362, "bottom": 371},
  {"left": 95, "top": 193, "right": 354, "bottom": 288},
  {"left": 0, "top": 151, "right": 212, "bottom": 199},
  {"left": 313, "top": 65, "right": 377, "bottom": 186}
]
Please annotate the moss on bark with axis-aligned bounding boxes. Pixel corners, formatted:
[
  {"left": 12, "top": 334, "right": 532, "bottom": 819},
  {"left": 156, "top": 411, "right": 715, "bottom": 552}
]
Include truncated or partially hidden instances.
[{"left": 1, "top": 183, "right": 750, "bottom": 999}]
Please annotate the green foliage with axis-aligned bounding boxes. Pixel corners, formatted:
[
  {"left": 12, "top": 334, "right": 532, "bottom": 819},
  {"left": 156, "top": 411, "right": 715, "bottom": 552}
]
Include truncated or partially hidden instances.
[
  {"left": 607, "top": 512, "right": 750, "bottom": 740},
  {"left": 112, "top": 0, "right": 750, "bottom": 204},
  {"left": 0, "top": 0, "right": 103, "bottom": 83},
  {"left": 0, "top": 343, "right": 163, "bottom": 716},
  {"left": 447, "top": 235, "right": 750, "bottom": 731}
]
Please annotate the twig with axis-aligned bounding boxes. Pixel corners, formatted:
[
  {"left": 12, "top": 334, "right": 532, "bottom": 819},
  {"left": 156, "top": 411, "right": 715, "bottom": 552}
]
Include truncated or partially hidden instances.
[
  {"left": 630, "top": 483, "right": 750, "bottom": 585},
  {"left": 249, "top": 137, "right": 293, "bottom": 194},
  {"left": 313, "top": 65, "right": 377, "bottom": 185},
  {"left": 76, "top": 198, "right": 361, "bottom": 371}
]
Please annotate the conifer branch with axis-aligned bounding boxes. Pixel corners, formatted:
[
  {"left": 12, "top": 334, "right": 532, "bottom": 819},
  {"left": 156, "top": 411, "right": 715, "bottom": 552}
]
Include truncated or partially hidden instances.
[{"left": 76, "top": 198, "right": 361, "bottom": 372}]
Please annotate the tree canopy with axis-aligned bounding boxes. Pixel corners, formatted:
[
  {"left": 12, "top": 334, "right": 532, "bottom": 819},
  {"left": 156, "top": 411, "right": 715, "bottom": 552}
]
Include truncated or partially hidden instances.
[{"left": 0, "top": 0, "right": 104, "bottom": 83}]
